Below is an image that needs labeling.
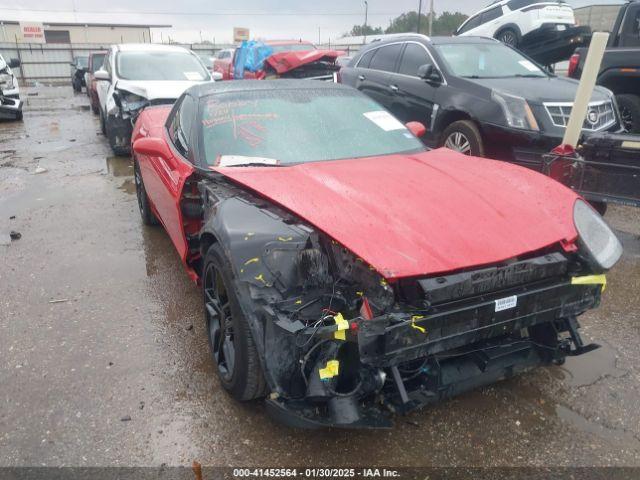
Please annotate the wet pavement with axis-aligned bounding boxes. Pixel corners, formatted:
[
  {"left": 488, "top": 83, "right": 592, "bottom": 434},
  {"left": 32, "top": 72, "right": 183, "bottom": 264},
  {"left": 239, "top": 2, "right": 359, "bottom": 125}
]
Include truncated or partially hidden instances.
[{"left": 1, "top": 86, "right": 639, "bottom": 467}]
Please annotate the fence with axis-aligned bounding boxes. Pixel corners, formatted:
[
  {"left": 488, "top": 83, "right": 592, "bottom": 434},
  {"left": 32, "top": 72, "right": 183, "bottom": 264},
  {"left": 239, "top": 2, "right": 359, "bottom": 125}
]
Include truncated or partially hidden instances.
[
  {"left": 0, "top": 42, "right": 234, "bottom": 84},
  {"left": 0, "top": 41, "right": 362, "bottom": 85}
]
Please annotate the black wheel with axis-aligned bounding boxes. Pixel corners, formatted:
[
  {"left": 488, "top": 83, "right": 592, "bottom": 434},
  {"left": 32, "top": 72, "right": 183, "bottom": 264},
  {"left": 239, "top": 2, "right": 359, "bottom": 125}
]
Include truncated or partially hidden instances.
[
  {"left": 99, "top": 109, "right": 106, "bottom": 134},
  {"left": 105, "top": 115, "right": 130, "bottom": 157},
  {"left": 497, "top": 28, "right": 519, "bottom": 47},
  {"left": 15, "top": 110, "right": 23, "bottom": 121},
  {"left": 616, "top": 94, "right": 640, "bottom": 133},
  {"left": 91, "top": 103, "right": 99, "bottom": 115},
  {"left": 590, "top": 201, "right": 608, "bottom": 216},
  {"left": 133, "top": 159, "right": 159, "bottom": 226},
  {"left": 203, "top": 243, "right": 267, "bottom": 401},
  {"left": 441, "top": 120, "right": 485, "bottom": 157}
]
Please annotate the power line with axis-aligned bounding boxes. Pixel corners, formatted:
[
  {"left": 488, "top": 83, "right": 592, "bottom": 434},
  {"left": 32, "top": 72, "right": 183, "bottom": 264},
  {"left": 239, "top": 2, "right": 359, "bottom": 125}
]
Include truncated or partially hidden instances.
[{"left": 0, "top": 7, "right": 407, "bottom": 17}]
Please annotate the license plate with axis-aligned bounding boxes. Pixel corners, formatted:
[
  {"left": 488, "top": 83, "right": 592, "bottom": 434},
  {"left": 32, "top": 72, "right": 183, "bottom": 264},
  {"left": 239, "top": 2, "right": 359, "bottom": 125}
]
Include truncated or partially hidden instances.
[{"left": 495, "top": 295, "right": 518, "bottom": 312}]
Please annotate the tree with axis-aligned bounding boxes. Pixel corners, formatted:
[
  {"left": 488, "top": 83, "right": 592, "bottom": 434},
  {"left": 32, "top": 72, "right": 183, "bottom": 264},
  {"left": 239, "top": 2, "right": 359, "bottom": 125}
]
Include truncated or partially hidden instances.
[
  {"left": 385, "top": 10, "right": 467, "bottom": 35},
  {"left": 347, "top": 24, "right": 384, "bottom": 36}
]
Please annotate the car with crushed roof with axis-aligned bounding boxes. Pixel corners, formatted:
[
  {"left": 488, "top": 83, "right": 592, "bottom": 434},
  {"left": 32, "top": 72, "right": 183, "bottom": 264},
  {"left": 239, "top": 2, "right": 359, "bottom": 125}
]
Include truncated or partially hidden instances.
[{"left": 129, "top": 80, "right": 621, "bottom": 428}]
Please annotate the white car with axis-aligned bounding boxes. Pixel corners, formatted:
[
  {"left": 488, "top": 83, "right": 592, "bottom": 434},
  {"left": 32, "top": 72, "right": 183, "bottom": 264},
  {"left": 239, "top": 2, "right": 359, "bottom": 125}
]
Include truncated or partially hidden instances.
[
  {"left": 456, "top": 0, "right": 575, "bottom": 47},
  {"left": 95, "top": 44, "right": 221, "bottom": 155},
  {"left": 0, "top": 54, "right": 22, "bottom": 121}
]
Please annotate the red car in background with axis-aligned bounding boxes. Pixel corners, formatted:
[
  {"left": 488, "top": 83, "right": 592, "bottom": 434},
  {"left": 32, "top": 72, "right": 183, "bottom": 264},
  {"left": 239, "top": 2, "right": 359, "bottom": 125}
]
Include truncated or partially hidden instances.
[
  {"left": 130, "top": 80, "right": 620, "bottom": 428},
  {"left": 217, "top": 40, "right": 344, "bottom": 81},
  {"left": 85, "top": 51, "right": 106, "bottom": 114}
]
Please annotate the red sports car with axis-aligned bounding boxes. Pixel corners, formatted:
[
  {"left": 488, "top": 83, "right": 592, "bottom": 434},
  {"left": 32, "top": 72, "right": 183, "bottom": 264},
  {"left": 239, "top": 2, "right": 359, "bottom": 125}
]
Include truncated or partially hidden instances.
[{"left": 131, "top": 80, "right": 621, "bottom": 428}]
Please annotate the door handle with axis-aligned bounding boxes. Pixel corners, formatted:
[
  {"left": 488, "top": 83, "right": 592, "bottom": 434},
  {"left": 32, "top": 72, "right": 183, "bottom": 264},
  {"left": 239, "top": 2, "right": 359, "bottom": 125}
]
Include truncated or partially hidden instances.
[
  {"left": 390, "top": 84, "right": 399, "bottom": 92},
  {"left": 358, "top": 75, "right": 365, "bottom": 81}
]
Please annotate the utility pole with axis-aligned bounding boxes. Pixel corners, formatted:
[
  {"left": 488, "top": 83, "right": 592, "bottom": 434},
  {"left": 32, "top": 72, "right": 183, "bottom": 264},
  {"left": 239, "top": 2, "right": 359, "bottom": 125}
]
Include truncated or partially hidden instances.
[
  {"left": 428, "top": 0, "right": 434, "bottom": 36},
  {"left": 363, "top": 1, "right": 368, "bottom": 43},
  {"left": 417, "top": 0, "right": 422, "bottom": 34},
  {"left": 318, "top": 27, "right": 321, "bottom": 45}
]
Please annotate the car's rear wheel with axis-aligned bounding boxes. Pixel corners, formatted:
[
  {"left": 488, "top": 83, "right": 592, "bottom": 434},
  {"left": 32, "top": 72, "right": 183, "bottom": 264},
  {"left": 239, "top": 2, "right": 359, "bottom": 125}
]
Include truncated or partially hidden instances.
[
  {"left": 99, "top": 109, "right": 106, "bottom": 135},
  {"left": 203, "top": 243, "right": 267, "bottom": 401},
  {"left": 441, "top": 120, "right": 485, "bottom": 157},
  {"left": 133, "top": 159, "right": 159, "bottom": 226},
  {"left": 497, "top": 28, "right": 519, "bottom": 47},
  {"left": 616, "top": 94, "right": 640, "bottom": 133}
]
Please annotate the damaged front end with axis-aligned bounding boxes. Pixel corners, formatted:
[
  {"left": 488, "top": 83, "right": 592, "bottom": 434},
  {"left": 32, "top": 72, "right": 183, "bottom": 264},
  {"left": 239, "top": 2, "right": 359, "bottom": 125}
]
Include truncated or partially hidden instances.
[
  {"left": 199, "top": 185, "right": 615, "bottom": 429},
  {"left": 0, "top": 88, "right": 22, "bottom": 120}
]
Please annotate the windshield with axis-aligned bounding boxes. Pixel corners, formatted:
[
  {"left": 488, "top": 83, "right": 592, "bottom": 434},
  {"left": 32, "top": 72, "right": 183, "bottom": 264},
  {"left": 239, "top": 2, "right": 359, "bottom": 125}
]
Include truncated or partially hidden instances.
[
  {"left": 270, "top": 43, "right": 316, "bottom": 53},
  {"left": 90, "top": 53, "right": 105, "bottom": 73},
  {"left": 435, "top": 43, "right": 547, "bottom": 79},
  {"left": 116, "top": 50, "right": 209, "bottom": 81},
  {"left": 201, "top": 88, "right": 425, "bottom": 166}
]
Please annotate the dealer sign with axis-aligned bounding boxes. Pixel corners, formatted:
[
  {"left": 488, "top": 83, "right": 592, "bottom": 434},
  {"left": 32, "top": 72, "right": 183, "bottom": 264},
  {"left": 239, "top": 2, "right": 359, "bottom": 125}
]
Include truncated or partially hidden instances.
[{"left": 20, "top": 22, "right": 45, "bottom": 43}]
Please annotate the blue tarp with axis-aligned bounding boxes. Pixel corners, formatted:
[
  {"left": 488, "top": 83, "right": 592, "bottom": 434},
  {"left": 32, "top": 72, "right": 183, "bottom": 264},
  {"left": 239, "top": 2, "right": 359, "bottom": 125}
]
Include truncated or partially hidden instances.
[{"left": 233, "top": 40, "right": 274, "bottom": 79}]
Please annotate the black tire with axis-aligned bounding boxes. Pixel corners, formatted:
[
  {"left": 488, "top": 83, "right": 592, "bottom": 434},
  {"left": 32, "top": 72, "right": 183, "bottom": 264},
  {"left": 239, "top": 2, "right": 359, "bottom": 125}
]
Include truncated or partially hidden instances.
[
  {"left": 497, "top": 28, "right": 519, "bottom": 47},
  {"left": 441, "top": 120, "right": 485, "bottom": 157},
  {"left": 616, "top": 94, "right": 640, "bottom": 133},
  {"left": 590, "top": 201, "right": 608, "bottom": 217},
  {"left": 15, "top": 111, "right": 23, "bottom": 121},
  {"left": 91, "top": 103, "right": 99, "bottom": 115},
  {"left": 99, "top": 109, "right": 106, "bottom": 135},
  {"left": 105, "top": 115, "right": 130, "bottom": 157},
  {"left": 133, "top": 159, "right": 159, "bottom": 226},
  {"left": 203, "top": 243, "right": 268, "bottom": 401}
]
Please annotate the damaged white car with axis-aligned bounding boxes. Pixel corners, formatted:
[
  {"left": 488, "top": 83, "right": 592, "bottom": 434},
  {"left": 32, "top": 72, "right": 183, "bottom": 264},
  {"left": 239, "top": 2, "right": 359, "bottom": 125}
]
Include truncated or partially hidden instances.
[{"left": 95, "top": 44, "right": 219, "bottom": 155}]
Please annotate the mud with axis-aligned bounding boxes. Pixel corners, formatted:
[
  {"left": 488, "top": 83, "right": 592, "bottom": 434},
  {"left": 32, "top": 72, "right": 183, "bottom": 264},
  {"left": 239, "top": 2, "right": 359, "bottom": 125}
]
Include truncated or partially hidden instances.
[{"left": 1, "top": 86, "right": 639, "bottom": 467}]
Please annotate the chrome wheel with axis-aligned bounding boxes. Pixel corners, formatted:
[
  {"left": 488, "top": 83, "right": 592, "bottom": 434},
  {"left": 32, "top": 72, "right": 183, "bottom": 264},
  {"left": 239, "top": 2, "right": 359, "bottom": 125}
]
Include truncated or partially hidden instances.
[
  {"left": 204, "top": 263, "right": 235, "bottom": 381},
  {"left": 444, "top": 131, "right": 472, "bottom": 155},
  {"left": 499, "top": 31, "right": 517, "bottom": 46}
]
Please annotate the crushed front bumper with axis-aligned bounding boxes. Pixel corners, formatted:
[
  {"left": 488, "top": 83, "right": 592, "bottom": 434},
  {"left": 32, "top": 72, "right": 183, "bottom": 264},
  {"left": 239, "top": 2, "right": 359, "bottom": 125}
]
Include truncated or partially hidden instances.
[
  {"left": 267, "top": 276, "right": 602, "bottom": 429},
  {"left": 0, "top": 94, "right": 22, "bottom": 120}
]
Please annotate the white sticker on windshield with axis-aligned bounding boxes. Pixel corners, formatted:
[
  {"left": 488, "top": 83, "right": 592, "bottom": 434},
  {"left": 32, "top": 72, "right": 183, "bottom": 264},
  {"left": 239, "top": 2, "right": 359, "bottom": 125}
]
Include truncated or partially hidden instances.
[
  {"left": 184, "top": 71, "right": 204, "bottom": 81},
  {"left": 363, "top": 111, "right": 406, "bottom": 131},
  {"left": 518, "top": 60, "right": 539, "bottom": 72}
]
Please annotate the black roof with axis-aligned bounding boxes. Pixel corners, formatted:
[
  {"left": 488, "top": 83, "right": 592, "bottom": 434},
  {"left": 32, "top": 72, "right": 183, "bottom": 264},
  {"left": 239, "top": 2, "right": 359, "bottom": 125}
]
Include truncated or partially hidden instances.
[
  {"left": 188, "top": 79, "right": 351, "bottom": 98},
  {"left": 357, "top": 34, "right": 497, "bottom": 54}
]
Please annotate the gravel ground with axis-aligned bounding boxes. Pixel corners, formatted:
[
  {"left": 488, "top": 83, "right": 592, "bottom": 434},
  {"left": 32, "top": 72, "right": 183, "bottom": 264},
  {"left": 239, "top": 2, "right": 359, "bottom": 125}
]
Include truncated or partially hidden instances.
[{"left": 0, "top": 86, "right": 639, "bottom": 468}]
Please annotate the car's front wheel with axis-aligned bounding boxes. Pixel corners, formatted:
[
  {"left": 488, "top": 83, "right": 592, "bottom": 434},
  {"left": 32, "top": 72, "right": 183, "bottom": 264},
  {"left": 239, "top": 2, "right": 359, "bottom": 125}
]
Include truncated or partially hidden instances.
[
  {"left": 105, "top": 115, "right": 130, "bottom": 157},
  {"left": 203, "top": 243, "right": 268, "bottom": 401},
  {"left": 133, "top": 159, "right": 159, "bottom": 226},
  {"left": 441, "top": 120, "right": 485, "bottom": 157}
]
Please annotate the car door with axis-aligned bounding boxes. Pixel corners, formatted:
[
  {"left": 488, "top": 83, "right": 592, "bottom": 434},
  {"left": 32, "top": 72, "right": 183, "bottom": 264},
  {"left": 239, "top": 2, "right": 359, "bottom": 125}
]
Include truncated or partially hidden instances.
[
  {"left": 478, "top": 5, "right": 505, "bottom": 37},
  {"left": 386, "top": 42, "right": 441, "bottom": 134},
  {"left": 353, "top": 43, "right": 403, "bottom": 109},
  {"left": 142, "top": 95, "right": 196, "bottom": 260}
]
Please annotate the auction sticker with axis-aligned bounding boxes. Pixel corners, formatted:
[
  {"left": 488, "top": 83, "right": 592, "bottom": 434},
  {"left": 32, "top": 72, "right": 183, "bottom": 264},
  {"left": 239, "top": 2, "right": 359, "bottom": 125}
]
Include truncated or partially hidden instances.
[
  {"left": 363, "top": 111, "right": 405, "bottom": 131},
  {"left": 495, "top": 295, "right": 517, "bottom": 312}
]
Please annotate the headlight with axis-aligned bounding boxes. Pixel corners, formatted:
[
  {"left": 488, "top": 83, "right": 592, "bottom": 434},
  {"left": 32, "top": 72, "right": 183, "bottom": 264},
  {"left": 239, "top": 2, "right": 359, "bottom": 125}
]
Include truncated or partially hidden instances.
[
  {"left": 574, "top": 199, "right": 622, "bottom": 270},
  {"left": 116, "top": 90, "right": 147, "bottom": 112},
  {"left": 0, "top": 73, "right": 14, "bottom": 90},
  {"left": 492, "top": 90, "right": 540, "bottom": 131}
]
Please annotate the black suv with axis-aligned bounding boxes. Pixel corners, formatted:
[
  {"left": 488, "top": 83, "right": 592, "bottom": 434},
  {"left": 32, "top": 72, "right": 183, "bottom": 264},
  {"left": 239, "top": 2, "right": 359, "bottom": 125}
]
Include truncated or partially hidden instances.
[{"left": 339, "top": 35, "right": 622, "bottom": 170}]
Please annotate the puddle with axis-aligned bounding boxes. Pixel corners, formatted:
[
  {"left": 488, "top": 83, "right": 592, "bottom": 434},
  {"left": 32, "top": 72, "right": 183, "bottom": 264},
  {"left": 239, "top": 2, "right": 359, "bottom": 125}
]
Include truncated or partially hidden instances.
[
  {"left": 119, "top": 178, "right": 136, "bottom": 195},
  {"left": 106, "top": 156, "right": 133, "bottom": 177},
  {"left": 555, "top": 343, "right": 627, "bottom": 388}
]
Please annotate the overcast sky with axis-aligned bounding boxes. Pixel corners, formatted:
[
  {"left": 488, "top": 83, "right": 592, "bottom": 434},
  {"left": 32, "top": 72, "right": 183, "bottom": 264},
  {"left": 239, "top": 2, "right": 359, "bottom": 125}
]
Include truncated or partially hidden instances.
[{"left": 0, "top": 0, "right": 625, "bottom": 43}]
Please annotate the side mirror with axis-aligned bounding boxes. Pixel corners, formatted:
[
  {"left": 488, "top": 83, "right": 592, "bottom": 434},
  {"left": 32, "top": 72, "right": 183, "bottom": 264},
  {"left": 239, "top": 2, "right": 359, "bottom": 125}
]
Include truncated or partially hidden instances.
[
  {"left": 418, "top": 63, "right": 442, "bottom": 84},
  {"left": 8, "top": 58, "right": 20, "bottom": 69},
  {"left": 406, "top": 121, "right": 426, "bottom": 138},
  {"left": 94, "top": 69, "right": 110, "bottom": 81},
  {"left": 133, "top": 137, "right": 171, "bottom": 159},
  {"left": 211, "top": 71, "right": 223, "bottom": 81}
]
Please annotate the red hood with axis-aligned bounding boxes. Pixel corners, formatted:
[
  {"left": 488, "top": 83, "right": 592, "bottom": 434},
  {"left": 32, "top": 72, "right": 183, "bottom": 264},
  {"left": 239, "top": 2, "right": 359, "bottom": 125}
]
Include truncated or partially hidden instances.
[
  {"left": 215, "top": 149, "right": 579, "bottom": 280},
  {"left": 265, "top": 49, "right": 343, "bottom": 74}
]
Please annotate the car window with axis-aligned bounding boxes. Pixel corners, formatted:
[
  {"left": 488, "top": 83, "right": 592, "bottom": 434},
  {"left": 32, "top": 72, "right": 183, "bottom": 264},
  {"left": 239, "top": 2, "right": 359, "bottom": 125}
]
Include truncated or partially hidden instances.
[
  {"left": 200, "top": 88, "right": 425, "bottom": 166},
  {"left": 435, "top": 43, "right": 546, "bottom": 78},
  {"left": 104, "top": 51, "right": 112, "bottom": 76},
  {"left": 458, "top": 14, "right": 482, "bottom": 34},
  {"left": 369, "top": 44, "right": 403, "bottom": 72},
  {"left": 116, "top": 51, "right": 209, "bottom": 81},
  {"left": 506, "top": 0, "right": 535, "bottom": 10},
  {"left": 169, "top": 95, "right": 196, "bottom": 158},
  {"left": 91, "top": 54, "right": 106, "bottom": 73},
  {"left": 398, "top": 43, "right": 431, "bottom": 76},
  {"left": 357, "top": 49, "right": 376, "bottom": 68},
  {"left": 481, "top": 6, "right": 503, "bottom": 22}
]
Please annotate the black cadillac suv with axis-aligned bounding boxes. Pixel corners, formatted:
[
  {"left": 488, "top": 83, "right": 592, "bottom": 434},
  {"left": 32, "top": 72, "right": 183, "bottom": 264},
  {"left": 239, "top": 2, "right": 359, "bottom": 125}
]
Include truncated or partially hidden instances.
[{"left": 338, "top": 35, "right": 623, "bottom": 171}]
